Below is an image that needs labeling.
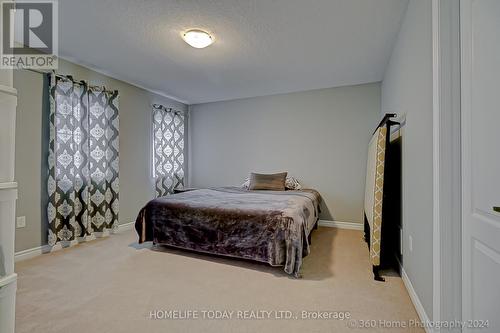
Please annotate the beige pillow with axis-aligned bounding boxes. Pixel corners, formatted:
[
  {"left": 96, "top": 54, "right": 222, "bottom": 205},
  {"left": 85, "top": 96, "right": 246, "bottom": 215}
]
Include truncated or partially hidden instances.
[{"left": 248, "top": 172, "right": 287, "bottom": 191}]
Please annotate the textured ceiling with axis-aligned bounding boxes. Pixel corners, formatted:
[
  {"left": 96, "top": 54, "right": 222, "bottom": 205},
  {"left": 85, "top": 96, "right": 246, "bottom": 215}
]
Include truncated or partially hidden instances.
[{"left": 59, "top": 0, "right": 408, "bottom": 104}]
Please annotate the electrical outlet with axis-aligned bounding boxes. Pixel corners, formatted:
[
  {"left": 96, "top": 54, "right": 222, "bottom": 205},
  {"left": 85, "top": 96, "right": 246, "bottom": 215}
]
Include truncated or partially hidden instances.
[
  {"left": 408, "top": 235, "right": 413, "bottom": 253},
  {"left": 16, "top": 216, "right": 26, "bottom": 228}
]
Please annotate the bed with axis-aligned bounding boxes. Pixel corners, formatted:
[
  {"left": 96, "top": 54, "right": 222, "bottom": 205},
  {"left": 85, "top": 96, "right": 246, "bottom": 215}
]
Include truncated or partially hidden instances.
[{"left": 135, "top": 187, "right": 321, "bottom": 277}]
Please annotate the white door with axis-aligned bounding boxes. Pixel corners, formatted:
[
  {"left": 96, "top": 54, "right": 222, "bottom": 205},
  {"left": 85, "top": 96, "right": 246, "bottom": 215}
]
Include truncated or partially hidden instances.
[{"left": 461, "top": 0, "right": 500, "bottom": 331}]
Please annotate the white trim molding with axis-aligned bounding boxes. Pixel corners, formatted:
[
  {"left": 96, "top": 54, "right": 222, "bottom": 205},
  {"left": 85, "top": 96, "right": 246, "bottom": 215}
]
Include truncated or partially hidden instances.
[
  {"left": 16, "top": 220, "right": 358, "bottom": 263},
  {"left": 15, "top": 221, "right": 136, "bottom": 262},
  {"left": 401, "top": 267, "right": 433, "bottom": 333},
  {"left": 0, "top": 273, "right": 17, "bottom": 289},
  {"left": 432, "top": 0, "right": 462, "bottom": 324},
  {"left": 14, "top": 245, "right": 50, "bottom": 262},
  {"left": 0, "top": 84, "right": 17, "bottom": 96},
  {"left": 318, "top": 220, "right": 363, "bottom": 230},
  {"left": 116, "top": 221, "right": 135, "bottom": 232},
  {"left": 0, "top": 182, "right": 17, "bottom": 190},
  {"left": 0, "top": 58, "right": 17, "bottom": 333},
  {"left": 432, "top": 0, "right": 441, "bottom": 322}
]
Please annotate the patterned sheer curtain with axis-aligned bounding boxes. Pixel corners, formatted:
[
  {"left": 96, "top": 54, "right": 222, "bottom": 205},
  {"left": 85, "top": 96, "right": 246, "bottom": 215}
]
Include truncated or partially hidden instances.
[
  {"left": 47, "top": 74, "right": 119, "bottom": 246},
  {"left": 152, "top": 104, "right": 186, "bottom": 197}
]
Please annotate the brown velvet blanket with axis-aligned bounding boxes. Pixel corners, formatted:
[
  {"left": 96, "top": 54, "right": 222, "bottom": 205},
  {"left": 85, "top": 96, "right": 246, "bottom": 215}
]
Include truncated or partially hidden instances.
[{"left": 135, "top": 187, "right": 321, "bottom": 277}]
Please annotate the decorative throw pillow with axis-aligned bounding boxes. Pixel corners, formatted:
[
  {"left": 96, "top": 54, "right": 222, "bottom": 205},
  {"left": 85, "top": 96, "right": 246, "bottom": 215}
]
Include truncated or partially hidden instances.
[
  {"left": 248, "top": 172, "right": 287, "bottom": 191},
  {"left": 285, "top": 176, "right": 302, "bottom": 190},
  {"left": 241, "top": 178, "right": 251, "bottom": 189},
  {"left": 242, "top": 175, "right": 302, "bottom": 190}
]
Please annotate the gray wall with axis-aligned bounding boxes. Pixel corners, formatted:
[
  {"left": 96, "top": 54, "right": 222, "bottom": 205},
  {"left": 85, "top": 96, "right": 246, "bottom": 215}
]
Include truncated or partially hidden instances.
[
  {"left": 381, "top": 0, "right": 433, "bottom": 319},
  {"left": 14, "top": 59, "right": 186, "bottom": 252},
  {"left": 189, "top": 83, "right": 381, "bottom": 222}
]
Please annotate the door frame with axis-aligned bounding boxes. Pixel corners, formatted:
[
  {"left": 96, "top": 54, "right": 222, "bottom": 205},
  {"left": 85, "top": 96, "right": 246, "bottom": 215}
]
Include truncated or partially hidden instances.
[{"left": 432, "top": 0, "right": 462, "bottom": 324}]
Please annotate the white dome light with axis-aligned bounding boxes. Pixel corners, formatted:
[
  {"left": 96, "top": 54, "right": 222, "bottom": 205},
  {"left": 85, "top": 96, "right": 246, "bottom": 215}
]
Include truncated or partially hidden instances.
[{"left": 182, "top": 29, "right": 214, "bottom": 49}]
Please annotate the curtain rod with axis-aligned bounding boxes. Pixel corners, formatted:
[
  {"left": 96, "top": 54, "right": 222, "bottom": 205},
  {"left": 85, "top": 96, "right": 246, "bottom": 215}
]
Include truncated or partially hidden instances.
[
  {"left": 373, "top": 113, "right": 399, "bottom": 134},
  {"left": 23, "top": 68, "right": 117, "bottom": 93},
  {"left": 152, "top": 103, "right": 184, "bottom": 115}
]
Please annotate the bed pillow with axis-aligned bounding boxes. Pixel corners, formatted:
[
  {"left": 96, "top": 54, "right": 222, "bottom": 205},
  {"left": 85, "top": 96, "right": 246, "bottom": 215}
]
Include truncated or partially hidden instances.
[
  {"left": 241, "top": 175, "right": 302, "bottom": 190},
  {"left": 248, "top": 172, "right": 287, "bottom": 191}
]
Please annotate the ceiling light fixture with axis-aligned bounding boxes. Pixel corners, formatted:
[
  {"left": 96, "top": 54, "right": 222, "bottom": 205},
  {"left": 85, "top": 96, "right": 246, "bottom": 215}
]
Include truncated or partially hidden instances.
[{"left": 182, "top": 29, "right": 214, "bottom": 49}]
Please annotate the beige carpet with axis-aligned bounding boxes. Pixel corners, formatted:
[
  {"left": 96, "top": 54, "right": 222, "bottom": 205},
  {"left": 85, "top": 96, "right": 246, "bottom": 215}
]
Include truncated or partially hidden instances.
[{"left": 15, "top": 227, "right": 423, "bottom": 333}]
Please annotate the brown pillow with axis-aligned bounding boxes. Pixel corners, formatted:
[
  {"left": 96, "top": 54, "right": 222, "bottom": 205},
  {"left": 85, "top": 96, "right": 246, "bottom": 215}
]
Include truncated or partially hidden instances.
[{"left": 248, "top": 172, "right": 288, "bottom": 191}]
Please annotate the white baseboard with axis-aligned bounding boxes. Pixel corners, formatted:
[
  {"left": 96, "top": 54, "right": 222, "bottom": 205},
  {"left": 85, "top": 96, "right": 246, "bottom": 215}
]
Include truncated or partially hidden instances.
[
  {"left": 16, "top": 220, "right": 358, "bottom": 261},
  {"left": 0, "top": 273, "right": 17, "bottom": 288},
  {"left": 323, "top": 218, "right": 433, "bottom": 333},
  {"left": 14, "top": 245, "right": 50, "bottom": 262},
  {"left": 318, "top": 220, "right": 363, "bottom": 230},
  {"left": 116, "top": 221, "right": 135, "bottom": 232},
  {"left": 401, "top": 267, "right": 433, "bottom": 333},
  {"left": 14, "top": 222, "right": 135, "bottom": 263}
]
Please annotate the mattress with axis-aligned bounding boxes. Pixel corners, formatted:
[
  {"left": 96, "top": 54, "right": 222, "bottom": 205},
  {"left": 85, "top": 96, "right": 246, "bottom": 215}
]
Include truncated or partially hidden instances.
[{"left": 364, "top": 125, "right": 387, "bottom": 266}]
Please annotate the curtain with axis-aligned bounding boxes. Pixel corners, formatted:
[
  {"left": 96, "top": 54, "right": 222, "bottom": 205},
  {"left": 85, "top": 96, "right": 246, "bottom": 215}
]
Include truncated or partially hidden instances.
[
  {"left": 152, "top": 105, "right": 185, "bottom": 197},
  {"left": 47, "top": 75, "right": 119, "bottom": 246}
]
